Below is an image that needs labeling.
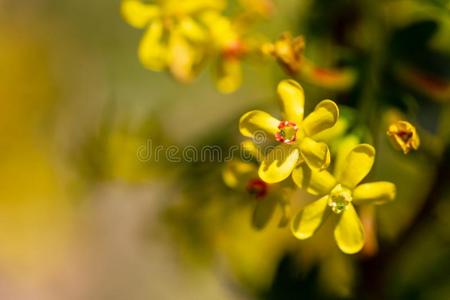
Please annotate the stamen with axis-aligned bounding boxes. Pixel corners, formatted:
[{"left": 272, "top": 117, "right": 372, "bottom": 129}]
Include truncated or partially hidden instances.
[
  {"left": 328, "top": 184, "right": 352, "bottom": 214},
  {"left": 398, "top": 130, "right": 413, "bottom": 143},
  {"left": 274, "top": 121, "right": 298, "bottom": 144}
]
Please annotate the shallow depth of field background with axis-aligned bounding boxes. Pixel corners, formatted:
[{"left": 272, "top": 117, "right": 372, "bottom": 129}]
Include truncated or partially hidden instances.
[{"left": 1, "top": 0, "right": 449, "bottom": 299}]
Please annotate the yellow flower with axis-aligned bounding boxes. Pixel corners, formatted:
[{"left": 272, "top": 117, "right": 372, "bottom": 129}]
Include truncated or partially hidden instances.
[
  {"left": 215, "top": 54, "right": 243, "bottom": 94},
  {"left": 262, "top": 32, "right": 305, "bottom": 75},
  {"left": 121, "top": 0, "right": 225, "bottom": 82},
  {"left": 387, "top": 120, "right": 420, "bottom": 154},
  {"left": 290, "top": 144, "right": 396, "bottom": 254},
  {"left": 262, "top": 33, "right": 357, "bottom": 91},
  {"left": 239, "top": 79, "right": 339, "bottom": 183},
  {"left": 223, "top": 141, "right": 291, "bottom": 229}
]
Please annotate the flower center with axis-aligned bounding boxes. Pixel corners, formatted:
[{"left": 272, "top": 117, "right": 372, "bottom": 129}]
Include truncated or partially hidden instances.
[
  {"left": 397, "top": 130, "right": 413, "bottom": 143},
  {"left": 274, "top": 121, "right": 298, "bottom": 144},
  {"left": 386, "top": 120, "right": 419, "bottom": 154},
  {"left": 246, "top": 179, "right": 269, "bottom": 199},
  {"left": 328, "top": 184, "right": 352, "bottom": 214}
]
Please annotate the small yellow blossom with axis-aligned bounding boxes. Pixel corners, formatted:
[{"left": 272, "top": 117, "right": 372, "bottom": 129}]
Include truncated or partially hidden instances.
[
  {"left": 239, "top": 79, "right": 339, "bottom": 183},
  {"left": 122, "top": 0, "right": 266, "bottom": 93},
  {"left": 262, "top": 33, "right": 357, "bottom": 90},
  {"left": 387, "top": 120, "right": 420, "bottom": 154},
  {"left": 121, "top": 0, "right": 225, "bottom": 82},
  {"left": 262, "top": 32, "right": 305, "bottom": 75},
  {"left": 290, "top": 144, "right": 396, "bottom": 254},
  {"left": 223, "top": 142, "right": 291, "bottom": 229}
]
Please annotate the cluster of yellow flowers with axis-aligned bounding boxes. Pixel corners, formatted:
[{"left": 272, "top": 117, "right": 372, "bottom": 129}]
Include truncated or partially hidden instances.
[
  {"left": 121, "top": 0, "right": 272, "bottom": 93},
  {"left": 227, "top": 79, "right": 399, "bottom": 254},
  {"left": 122, "top": 0, "right": 359, "bottom": 93},
  {"left": 122, "top": 0, "right": 421, "bottom": 255}
]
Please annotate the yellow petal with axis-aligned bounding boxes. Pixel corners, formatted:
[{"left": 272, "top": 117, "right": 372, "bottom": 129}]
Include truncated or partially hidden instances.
[
  {"left": 222, "top": 160, "right": 256, "bottom": 189},
  {"left": 241, "top": 140, "right": 263, "bottom": 162},
  {"left": 353, "top": 182, "right": 396, "bottom": 205},
  {"left": 201, "top": 12, "right": 237, "bottom": 48},
  {"left": 258, "top": 144, "right": 299, "bottom": 183},
  {"left": 165, "top": 0, "right": 226, "bottom": 16},
  {"left": 252, "top": 196, "right": 277, "bottom": 229},
  {"left": 292, "top": 164, "right": 336, "bottom": 196},
  {"left": 138, "top": 20, "right": 166, "bottom": 71},
  {"left": 337, "top": 144, "right": 375, "bottom": 189},
  {"left": 277, "top": 79, "right": 304, "bottom": 124},
  {"left": 312, "top": 107, "right": 353, "bottom": 142},
  {"left": 291, "top": 195, "right": 329, "bottom": 240},
  {"left": 302, "top": 100, "right": 339, "bottom": 137},
  {"left": 239, "top": 110, "right": 280, "bottom": 140},
  {"left": 299, "top": 137, "right": 330, "bottom": 171},
  {"left": 216, "top": 58, "right": 242, "bottom": 94},
  {"left": 178, "top": 17, "right": 207, "bottom": 42},
  {"left": 121, "top": 0, "right": 160, "bottom": 28},
  {"left": 168, "top": 32, "right": 199, "bottom": 82},
  {"left": 334, "top": 204, "right": 364, "bottom": 254},
  {"left": 333, "top": 135, "right": 360, "bottom": 181}
]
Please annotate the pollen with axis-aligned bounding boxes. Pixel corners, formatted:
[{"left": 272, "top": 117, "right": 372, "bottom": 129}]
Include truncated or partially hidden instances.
[
  {"left": 274, "top": 120, "right": 298, "bottom": 144},
  {"left": 328, "top": 184, "right": 352, "bottom": 214}
]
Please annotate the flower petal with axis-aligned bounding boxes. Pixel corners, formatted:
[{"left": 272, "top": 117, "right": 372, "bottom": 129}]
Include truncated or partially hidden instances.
[
  {"left": 299, "top": 137, "right": 330, "bottom": 171},
  {"left": 168, "top": 32, "right": 200, "bottom": 82},
  {"left": 337, "top": 144, "right": 375, "bottom": 189},
  {"left": 200, "top": 12, "right": 237, "bottom": 48},
  {"left": 292, "top": 164, "right": 336, "bottom": 196},
  {"left": 353, "top": 182, "right": 396, "bottom": 205},
  {"left": 178, "top": 17, "right": 207, "bottom": 42},
  {"left": 121, "top": 0, "right": 160, "bottom": 28},
  {"left": 239, "top": 110, "right": 280, "bottom": 140},
  {"left": 241, "top": 140, "right": 263, "bottom": 162},
  {"left": 302, "top": 100, "right": 339, "bottom": 137},
  {"left": 277, "top": 79, "right": 304, "bottom": 124},
  {"left": 166, "top": 0, "right": 226, "bottom": 15},
  {"left": 252, "top": 196, "right": 277, "bottom": 229},
  {"left": 333, "top": 135, "right": 361, "bottom": 181},
  {"left": 258, "top": 144, "right": 299, "bottom": 183},
  {"left": 216, "top": 58, "right": 242, "bottom": 94},
  {"left": 291, "top": 195, "right": 329, "bottom": 240},
  {"left": 334, "top": 204, "right": 365, "bottom": 254},
  {"left": 138, "top": 20, "right": 166, "bottom": 71}
]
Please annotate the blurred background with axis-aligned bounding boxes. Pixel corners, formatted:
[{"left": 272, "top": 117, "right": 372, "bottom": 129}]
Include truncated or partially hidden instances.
[{"left": 1, "top": 0, "right": 449, "bottom": 299}]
